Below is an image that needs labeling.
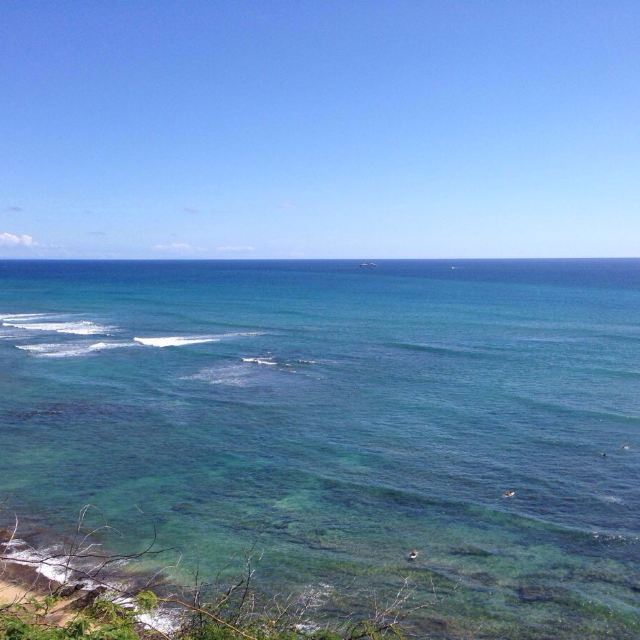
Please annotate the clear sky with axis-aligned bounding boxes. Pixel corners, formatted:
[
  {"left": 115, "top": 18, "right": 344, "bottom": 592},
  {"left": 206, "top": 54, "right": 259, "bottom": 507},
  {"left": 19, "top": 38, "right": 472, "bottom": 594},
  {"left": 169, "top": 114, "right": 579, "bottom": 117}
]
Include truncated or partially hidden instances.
[{"left": 1, "top": 1, "right": 639, "bottom": 259}]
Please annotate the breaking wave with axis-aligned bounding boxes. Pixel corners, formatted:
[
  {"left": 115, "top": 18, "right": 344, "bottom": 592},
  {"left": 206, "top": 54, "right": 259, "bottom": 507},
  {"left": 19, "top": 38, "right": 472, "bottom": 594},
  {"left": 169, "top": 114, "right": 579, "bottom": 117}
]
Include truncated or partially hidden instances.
[
  {"left": 134, "top": 336, "right": 221, "bottom": 347},
  {"left": 1, "top": 311, "right": 114, "bottom": 336},
  {"left": 0, "top": 538, "right": 76, "bottom": 583},
  {"left": 0, "top": 313, "right": 49, "bottom": 321},
  {"left": 4, "top": 321, "right": 113, "bottom": 335},
  {"left": 242, "top": 356, "right": 277, "bottom": 365},
  {"left": 16, "top": 341, "right": 133, "bottom": 358}
]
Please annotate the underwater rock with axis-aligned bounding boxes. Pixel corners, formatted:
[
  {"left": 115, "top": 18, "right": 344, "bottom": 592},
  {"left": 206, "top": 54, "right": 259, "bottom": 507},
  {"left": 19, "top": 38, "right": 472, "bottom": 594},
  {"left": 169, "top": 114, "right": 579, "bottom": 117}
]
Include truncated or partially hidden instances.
[
  {"left": 518, "top": 585, "right": 552, "bottom": 602},
  {"left": 451, "top": 545, "right": 493, "bottom": 557},
  {"left": 517, "top": 585, "right": 569, "bottom": 603},
  {"left": 170, "top": 502, "right": 197, "bottom": 514},
  {"left": 469, "top": 571, "right": 498, "bottom": 586}
]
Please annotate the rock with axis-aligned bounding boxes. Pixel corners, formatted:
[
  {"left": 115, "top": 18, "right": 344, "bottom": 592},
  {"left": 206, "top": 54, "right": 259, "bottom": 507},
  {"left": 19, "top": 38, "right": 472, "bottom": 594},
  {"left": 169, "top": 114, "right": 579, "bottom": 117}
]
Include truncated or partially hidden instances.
[
  {"left": 57, "top": 582, "right": 86, "bottom": 598},
  {"left": 70, "top": 586, "right": 108, "bottom": 610},
  {"left": 0, "top": 528, "right": 15, "bottom": 543}
]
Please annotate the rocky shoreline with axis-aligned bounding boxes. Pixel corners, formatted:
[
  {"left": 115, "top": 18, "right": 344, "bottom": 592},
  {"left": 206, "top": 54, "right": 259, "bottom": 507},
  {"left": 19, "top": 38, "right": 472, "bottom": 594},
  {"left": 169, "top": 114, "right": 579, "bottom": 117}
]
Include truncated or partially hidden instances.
[{"left": 0, "top": 526, "right": 181, "bottom": 634}]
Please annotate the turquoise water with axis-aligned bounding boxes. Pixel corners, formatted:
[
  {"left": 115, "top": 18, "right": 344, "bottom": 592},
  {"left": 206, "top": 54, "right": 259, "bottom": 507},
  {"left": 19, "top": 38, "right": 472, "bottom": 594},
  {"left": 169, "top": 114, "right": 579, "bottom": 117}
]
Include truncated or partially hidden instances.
[{"left": 1, "top": 259, "right": 639, "bottom": 638}]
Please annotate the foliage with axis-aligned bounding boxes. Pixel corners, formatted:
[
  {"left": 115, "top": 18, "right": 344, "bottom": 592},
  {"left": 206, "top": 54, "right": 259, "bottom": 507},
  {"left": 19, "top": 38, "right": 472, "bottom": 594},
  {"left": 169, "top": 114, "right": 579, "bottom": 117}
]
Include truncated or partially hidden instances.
[
  {"left": 134, "top": 593, "right": 158, "bottom": 615},
  {"left": 0, "top": 589, "right": 408, "bottom": 640}
]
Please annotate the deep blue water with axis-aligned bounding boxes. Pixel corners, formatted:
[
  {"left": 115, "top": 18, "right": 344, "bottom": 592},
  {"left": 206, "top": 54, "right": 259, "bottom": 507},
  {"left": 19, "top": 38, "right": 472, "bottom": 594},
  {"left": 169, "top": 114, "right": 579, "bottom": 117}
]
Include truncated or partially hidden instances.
[{"left": 1, "top": 259, "right": 639, "bottom": 638}]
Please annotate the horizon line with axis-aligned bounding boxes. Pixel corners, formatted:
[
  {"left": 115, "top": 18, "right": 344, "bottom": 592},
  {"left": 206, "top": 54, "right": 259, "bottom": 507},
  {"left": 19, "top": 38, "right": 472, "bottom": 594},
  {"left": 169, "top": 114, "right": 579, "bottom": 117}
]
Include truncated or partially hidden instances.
[{"left": 1, "top": 256, "right": 639, "bottom": 262}]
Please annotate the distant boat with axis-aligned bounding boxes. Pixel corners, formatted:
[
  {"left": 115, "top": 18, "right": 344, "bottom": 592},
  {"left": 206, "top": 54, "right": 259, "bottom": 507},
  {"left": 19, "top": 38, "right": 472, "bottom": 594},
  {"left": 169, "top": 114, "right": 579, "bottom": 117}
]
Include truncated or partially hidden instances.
[{"left": 359, "top": 262, "right": 377, "bottom": 268}]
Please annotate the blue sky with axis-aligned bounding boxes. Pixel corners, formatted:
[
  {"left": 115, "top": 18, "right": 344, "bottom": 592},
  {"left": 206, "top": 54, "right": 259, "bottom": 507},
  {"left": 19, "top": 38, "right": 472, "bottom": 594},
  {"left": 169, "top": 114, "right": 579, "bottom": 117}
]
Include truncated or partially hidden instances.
[{"left": 1, "top": 1, "right": 638, "bottom": 258}]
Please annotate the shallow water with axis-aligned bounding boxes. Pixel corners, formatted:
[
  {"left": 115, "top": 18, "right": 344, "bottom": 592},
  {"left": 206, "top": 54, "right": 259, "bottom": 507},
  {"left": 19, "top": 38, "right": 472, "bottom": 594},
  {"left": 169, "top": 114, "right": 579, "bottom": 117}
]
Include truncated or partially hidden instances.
[{"left": 0, "top": 259, "right": 639, "bottom": 638}]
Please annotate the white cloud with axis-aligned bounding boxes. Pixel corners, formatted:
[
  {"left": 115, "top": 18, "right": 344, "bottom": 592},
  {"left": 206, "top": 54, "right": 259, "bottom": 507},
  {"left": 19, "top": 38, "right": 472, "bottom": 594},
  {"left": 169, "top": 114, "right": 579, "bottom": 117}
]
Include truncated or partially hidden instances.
[
  {"left": 216, "top": 245, "right": 255, "bottom": 252},
  {"left": 0, "top": 231, "right": 36, "bottom": 247},
  {"left": 153, "top": 242, "right": 201, "bottom": 253}
]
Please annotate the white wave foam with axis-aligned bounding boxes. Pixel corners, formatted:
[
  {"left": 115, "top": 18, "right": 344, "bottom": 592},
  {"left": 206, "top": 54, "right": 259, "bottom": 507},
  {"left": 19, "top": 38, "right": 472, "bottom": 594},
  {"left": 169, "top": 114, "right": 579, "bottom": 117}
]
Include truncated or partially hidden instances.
[
  {"left": 16, "top": 341, "right": 133, "bottom": 358},
  {"left": 88, "top": 341, "right": 132, "bottom": 351},
  {"left": 1, "top": 540, "right": 76, "bottom": 583},
  {"left": 0, "top": 313, "right": 49, "bottom": 321},
  {"left": 185, "top": 363, "right": 253, "bottom": 386},
  {"left": 297, "top": 582, "right": 335, "bottom": 609},
  {"left": 138, "top": 610, "right": 181, "bottom": 634},
  {"left": 111, "top": 597, "right": 181, "bottom": 634},
  {"left": 597, "top": 495, "right": 623, "bottom": 504},
  {"left": 1, "top": 538, "right": 27, "bottom": 549},
  {"left": 134, "top": 336, "right": 220, "bottom": 347},
  {"left": 218, "top": 331, "right": 265, "bottom": 338},
  {"left": 0, "top": 330, "right": 26, "bottom": 340},
  {"left": 17, "top": 344, "right": 93, "bottom": 358},
  {"left": 4, "top": 320, "right": 112, "bottom": 335},
  {"left": 242, "top": 357, "right": 277, "bottom": 365}
]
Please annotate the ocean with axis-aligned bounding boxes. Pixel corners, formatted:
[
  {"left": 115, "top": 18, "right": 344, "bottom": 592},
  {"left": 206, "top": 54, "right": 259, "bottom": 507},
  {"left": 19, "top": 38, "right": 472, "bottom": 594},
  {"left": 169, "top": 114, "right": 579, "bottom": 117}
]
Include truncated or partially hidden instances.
[{"left": 0, "top": 259, "right": 638, "bottom": 638}]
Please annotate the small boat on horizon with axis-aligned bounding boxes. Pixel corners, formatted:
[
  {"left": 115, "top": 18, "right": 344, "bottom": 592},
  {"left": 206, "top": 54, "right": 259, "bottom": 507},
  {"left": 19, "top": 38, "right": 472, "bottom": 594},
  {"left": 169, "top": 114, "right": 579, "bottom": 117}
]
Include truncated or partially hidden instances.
[{"left": 359, "top": 262, "right": 377, "bottom": 268}]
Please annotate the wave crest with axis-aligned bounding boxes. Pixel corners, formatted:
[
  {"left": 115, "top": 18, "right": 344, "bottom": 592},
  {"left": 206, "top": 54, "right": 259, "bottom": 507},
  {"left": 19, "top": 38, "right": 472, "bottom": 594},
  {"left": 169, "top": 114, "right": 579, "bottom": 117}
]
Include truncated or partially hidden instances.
[
  {"left": 16, "top": 342, "right": 133, "bottom": 358},
  {"left": 3, "top": 320, "right": 113, "bottom": 335},
  {"left": 134, "top": 336, "right": 220, "bottom": 347}
]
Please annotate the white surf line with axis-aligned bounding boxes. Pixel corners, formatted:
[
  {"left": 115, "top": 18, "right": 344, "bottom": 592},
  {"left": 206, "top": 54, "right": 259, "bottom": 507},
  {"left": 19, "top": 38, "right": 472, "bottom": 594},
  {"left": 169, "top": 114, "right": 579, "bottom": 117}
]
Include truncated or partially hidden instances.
[{"left": 133, "top": 336, "right": 221, "bottom": 347}]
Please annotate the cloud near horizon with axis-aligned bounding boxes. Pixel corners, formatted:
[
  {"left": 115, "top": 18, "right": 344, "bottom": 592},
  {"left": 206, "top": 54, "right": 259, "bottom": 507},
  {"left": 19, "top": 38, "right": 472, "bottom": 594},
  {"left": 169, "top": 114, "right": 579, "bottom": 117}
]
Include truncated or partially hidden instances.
[
  {"left": 0, "top": 231, "right": 36, "bottom": 247},
  {"left": 152, "top": 242, "right": 202, "bottom": 253},
  {"left": 216, "top": 245, "right": 255, "bottom": 252}
]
